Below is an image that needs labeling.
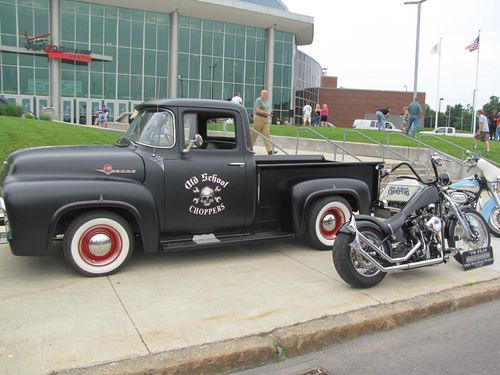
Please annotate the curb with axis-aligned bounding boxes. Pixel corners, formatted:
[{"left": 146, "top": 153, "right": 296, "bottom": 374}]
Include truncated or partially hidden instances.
[{"left": 54, "top": 277, "right": 500, "bottom": 375}]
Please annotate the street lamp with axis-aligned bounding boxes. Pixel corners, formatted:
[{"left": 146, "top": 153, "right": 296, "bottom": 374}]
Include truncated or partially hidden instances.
[
  {"left": 404, "top": 0, "right": 427, "bottom": 102},
  {"left": 437, "top": 97, "right": 444, "bottom": 127}
]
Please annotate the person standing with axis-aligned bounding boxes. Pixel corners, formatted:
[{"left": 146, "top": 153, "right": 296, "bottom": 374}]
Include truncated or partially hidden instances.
[
  {"left": 488, "top": 108, "right": 498, "bottom": 140},
  {"left": 251, "top": 90, "right": 275, "bottom": 155},
  {"left": 473, "top": 109, "right": 490, "bottom": 152},
  {"left": 401, "top": 106, "right": 410, "bottom": 134},
  {"left": 320, "top": 104, "right": 329, "bottom": 127},
  {"left": 407, "top": 98, "right": 422, "bottom": 138},
  {"left": 313, "top": 103, "right": 321, "bottom": 127},
  {"left": 496, "top": 114, "right": 500, "bottom": 141},
  {"left": 375, "top": 107, "right": 390, "bottom": 131},
  {"left": 231, "top": 91, "right": 243, "bottom": 106},
  {"left": 303, "top": 103, "right": 312, "bottom": 126}
]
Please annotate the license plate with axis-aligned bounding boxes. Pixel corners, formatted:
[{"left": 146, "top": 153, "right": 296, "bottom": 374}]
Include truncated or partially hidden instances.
[{"left": 461, "top": 246, "right": 494, "bottom": 271}]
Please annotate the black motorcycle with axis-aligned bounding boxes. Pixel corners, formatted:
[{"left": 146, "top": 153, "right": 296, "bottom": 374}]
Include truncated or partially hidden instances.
[{"left": 333, "top": 155, "right": 492, "bottom": 288}]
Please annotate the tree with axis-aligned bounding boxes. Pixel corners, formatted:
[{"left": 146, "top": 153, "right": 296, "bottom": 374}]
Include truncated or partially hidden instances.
[{"left": 482, "top": 96, "right": 500, "bottom": 116}]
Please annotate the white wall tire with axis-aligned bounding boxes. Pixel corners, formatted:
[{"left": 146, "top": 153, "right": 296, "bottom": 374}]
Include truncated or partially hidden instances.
[
  {"left": 306, "top": 196, "right": 352, "bottom": 250},
  {"left": 64, "top": 212, "right": 134, "bottom": 276}
]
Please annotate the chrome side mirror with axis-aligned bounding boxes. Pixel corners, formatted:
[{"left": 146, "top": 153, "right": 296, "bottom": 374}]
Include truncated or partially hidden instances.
[{"left": 182, "top": 134, "right": 204, "bottom": 154}]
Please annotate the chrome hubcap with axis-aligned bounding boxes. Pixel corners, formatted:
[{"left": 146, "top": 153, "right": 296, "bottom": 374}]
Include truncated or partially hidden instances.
[
  {"left": 322, "top": 214, "right": 336, "bottom": 232},
  {"left": 88, "top": 233, "right": 112, "bottom": 256}
]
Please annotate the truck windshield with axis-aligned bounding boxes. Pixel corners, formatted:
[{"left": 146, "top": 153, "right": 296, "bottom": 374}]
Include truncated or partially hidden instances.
[{"left": 122, "top": 109, "right": 175, "bottom": 148}]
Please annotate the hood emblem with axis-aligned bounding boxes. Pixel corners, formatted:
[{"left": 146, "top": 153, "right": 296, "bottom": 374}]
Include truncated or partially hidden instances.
[{"left": 96, "top": 163, "right": 136, "bottom": 176}]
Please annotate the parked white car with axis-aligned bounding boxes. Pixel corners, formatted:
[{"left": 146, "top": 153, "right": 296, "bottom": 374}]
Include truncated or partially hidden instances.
[
  {"left": 420, "top": 127, "right": 473, "bottom": 138},
  {"left": 352, "top": 119, "right": 402, "bottom": 132}
]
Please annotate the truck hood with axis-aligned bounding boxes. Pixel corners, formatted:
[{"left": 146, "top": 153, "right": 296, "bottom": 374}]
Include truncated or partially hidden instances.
[{"left": 2, "top": 146, "right": 145, "bottom": 184}]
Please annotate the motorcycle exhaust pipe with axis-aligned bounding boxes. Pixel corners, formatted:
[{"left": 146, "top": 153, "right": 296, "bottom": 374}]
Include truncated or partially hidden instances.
[{"left": 356, "top": 231, "right": 422, "bottom": 264}]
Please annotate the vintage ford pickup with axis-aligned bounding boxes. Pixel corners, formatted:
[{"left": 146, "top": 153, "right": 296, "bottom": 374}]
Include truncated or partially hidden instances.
[{"left": 0, "top": 99, "right": 381, "bottom": 276}]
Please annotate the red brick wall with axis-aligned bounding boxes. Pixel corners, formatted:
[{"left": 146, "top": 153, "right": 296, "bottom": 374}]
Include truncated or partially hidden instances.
[{"left": 319, "top": 87, "right": 426, "bottom": 128}]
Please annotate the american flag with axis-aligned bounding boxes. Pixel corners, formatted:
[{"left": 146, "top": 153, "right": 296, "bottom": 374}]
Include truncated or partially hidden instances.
[{"left": 465, "top": 36, "right": 480, "bottom": 52}]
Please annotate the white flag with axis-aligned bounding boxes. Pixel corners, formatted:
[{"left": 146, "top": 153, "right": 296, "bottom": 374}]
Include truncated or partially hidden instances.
[{"left": 430, "top": 42, "right": 441, "bottom": 54}]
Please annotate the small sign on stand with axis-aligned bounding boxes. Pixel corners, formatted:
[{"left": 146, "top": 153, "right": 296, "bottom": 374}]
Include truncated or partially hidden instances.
[{"left": 461, "top": 246, "right": 494, "bottom": 271}]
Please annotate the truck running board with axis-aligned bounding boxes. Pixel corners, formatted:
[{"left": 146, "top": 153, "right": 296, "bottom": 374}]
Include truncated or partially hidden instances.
[{"left": 160, "top": 230, "right": 295, "bottom": 252}]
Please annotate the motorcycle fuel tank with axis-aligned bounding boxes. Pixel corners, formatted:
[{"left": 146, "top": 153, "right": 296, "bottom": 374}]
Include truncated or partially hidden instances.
[{"left": 449, "top": 177, "right": 481, "bottom": 194}]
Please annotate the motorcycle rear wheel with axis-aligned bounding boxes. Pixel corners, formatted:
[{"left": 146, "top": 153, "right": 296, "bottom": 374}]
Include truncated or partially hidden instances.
[
  {"left": 448, "top": 208, "right": 491, "bottom": 264},
  {"left": 333, "top": 223, "right": 387, "bottom": 288}
]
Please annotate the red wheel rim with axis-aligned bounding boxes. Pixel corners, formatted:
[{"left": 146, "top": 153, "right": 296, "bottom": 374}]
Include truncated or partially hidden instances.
[
  {"left": 319, "top": 208, "right": 346, "bottom": 239},
  {"left": 78, "top": 225, "right": 123, "bottom": 267}
]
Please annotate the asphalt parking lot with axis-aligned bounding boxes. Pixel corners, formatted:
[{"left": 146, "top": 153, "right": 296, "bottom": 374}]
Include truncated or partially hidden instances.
[{"left": 1, "top": 236, "right": 499, "bottom": 375}]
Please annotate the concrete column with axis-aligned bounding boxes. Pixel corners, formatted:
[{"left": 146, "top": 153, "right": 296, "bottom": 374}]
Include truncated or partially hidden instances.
[
  {"left": 168, "top": 11, "right": 178, "bottom": 98},
  {"left": 49, "top": 0, "right": 60, "bottom": 119},
  {"left": 264, "top": 26, "right": 275, "bottom": 107}
]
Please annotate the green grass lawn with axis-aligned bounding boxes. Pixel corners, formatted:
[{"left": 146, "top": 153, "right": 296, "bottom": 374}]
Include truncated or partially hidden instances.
[
  {"left": 0, "top": 117, "right": 121, "bottom": 165},
  {"left": 0, "top": 116, "right": 498, "bottom": 166}
]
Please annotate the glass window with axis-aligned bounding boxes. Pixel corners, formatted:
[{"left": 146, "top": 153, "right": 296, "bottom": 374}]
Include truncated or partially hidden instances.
[
  {"left": 255, "top": 62, "right": 264, "bottom": 84},
  {"left": 131, "top": 21, "right": 143, "bottom": 48},
  {"left": 35, "top": 69, "right": 49, "bottom": 95},
  {"left": 246, "top": 27, "right": 256, "bottom": 38},
  {"left": 105, "top": 5, "right": 117, "bottom": 18},
  {"left": 145, "top": 23, "right": 157, "bottom": 50},
  {"left": 202, "top": 32, "right": 213, "bottom": 56},
  {"left": 18, "top": 6, "right": 34, "bottom": 36},
  {"left": 224, "top": 34, "right": 235, "bottom": 58},
  {"left": 61, "top": 70, "right": 74, "bottom": 96},
  {"left": 91, "top": 17, "right": 104, "bottom": 44},
  {"left": 274, "top": 42, "right": 283, "bottom": 64},
  {"left": 223, "top": 58, "right": 234, "bottom": 82},
  {"left": 130, "top": 75, "right": 142, "bottom": 100},
  {"left": 104, "top": 73, "right": 116, "bottom": 98},
  {"left": 144, "top": 49, "right": 156, "bottom": 75},
  {"left": 76, "top": 14, "right": 89, "bottom": 44},
  {"left": 103, "top": 48, "right": 116, "bottom": 73},
  {"left": 202, "top": 20, "right": 213, "bottom": 31},
  {"left": 61, "top": 0, "right": 75, "bottom": 13},
  {"left": 178, "top": 53, "right": 188, "bottom": 77},
  {"left": 118, "top": 7, "right": 131, "bottom": 20},
  {"left": 117, "top": 74, "right": 130, "bottom": 99},
  {"left": 19, "top": 54, "right": 34, "bottom": 67},
  {"left": 213, "top": 33, "right": 223, "bottom": 56},
  {"left": 188, "top": 80, "right": 199, "bottom": 98},
  {"left": 60, "top": 12, "right": 75, "bottom": 41},
  {"left": 189, "top": 54, "right": 200, "bottom": 80},
  {"left": 235, "top": 35, "right": 245, "bottom": 59},
  {"left": 1, "top": 34, "right": 17, "bottom": 47},
  {"left": 201, "top": 81, "right": 210, "bottom": 99},
  {"left": 118, "top": 19, "right": 131, "bottom": 46},
  {"left": 118, "top": 47, "right": 130, "bottom": 74},
  {"left": 157, "top": 51, "right": 168, "bottom": 77},
  {"left": 91, "top": 43, "right": 103, "bottom": 55},
  {"left": 91, "top": 4, "right": 105, "bottom": 17},
  {"left": 143, "top": 76, "right": 155, "bottom": 100},
  {"left": 225, "top": 23, "right": 235, "bottom": 34},
  {"left": 130, "top": 48, "right": 142, "bottom": 74},
  {"left": 2, "top": 65, "right": 17, "bottom": 94},
  {"left": 157, "top": 77, "right": 167, "bottom": 98},
  {"left": 190, "top": 18, "right": 201, "bottom": 29},
  {"left": 125, "top": 109, "right": 175, "bottom": 148},
  {"left": 283, "top": 43, "right": 292, "bottom": 65},
  {"left": 34, "top": 8, "right": 49, "bottom": 36},
  {"left": 234, "top": 60, "right": 243, "bottom": 83},
  {"left": 178, "top": 16, "right": 190, "bottom": 28},
  {"left": 90, "top": 72, "right": 103, "bottom": 97},
  {"left": 1, "top": 52, "right": 17, "bottom": 66},
  {"left": 20, "top": 67, "right": 34, "bottom": 95},
  {"left": 104, "top": 18, "right": 116, "bottom": 46},
  {"left": 235, "top": 25, "right": 245, "bottom": 35},
  {"left": 201, "top": 56, "right": 211, "bottom": 80},
  {"left": 157, "top": 13, "right": 169, "bottom": 26},
  {"left": 75, "top": 1, "right": 89, "bottom": 15},
  {"left": 34, "top": 55, "right": 48, "bottom": 68},
  {"left": 157, "top": 24, "right": 169, "bottom": 51},
  {"left": 178, "top": 28, "right": 189, "bottom": 54},
  {"left": 75, "top": 71, "right": 88, "bottom": 97},
  {"left": 190, "top": 29, "right": 201, "bottom": 55},
  {"left": 131, "top": 9, "right": 144, "bottom": 22},
  {"left": 256, "top": 39, "right": 265, "bottom": 61}
]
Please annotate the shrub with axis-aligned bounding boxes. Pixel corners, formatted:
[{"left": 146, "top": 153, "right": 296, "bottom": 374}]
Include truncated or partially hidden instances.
[
  {"left": 0, "top": 104, "right": 23, "bottom": 117},
  {"left": 39, "top": 113, "right": 52, "bottom": 121},
  {"left": 23, "top": 112, "right": 36, "bottom": 119}
]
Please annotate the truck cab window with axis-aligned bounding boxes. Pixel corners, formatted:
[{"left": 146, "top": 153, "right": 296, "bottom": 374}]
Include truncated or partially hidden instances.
[
  {"left": 183, "top": 112, "right": 237, "bottom": 150},
  {"left": 125, "top": 109, "right": 175, "bottom": 148}
]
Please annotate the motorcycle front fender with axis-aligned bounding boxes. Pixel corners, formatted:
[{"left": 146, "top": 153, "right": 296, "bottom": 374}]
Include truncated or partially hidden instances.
[{"left": 481, "top": 198, "right": 498, "bottom": 220}]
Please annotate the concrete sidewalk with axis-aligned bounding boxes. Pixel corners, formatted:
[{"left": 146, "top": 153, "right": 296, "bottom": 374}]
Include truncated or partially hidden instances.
[{"left": 0, "top": 235, "right": 499, "bottom": 375}]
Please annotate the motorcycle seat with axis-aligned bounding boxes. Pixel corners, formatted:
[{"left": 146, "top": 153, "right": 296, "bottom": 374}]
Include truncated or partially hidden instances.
[{"left": 357, "top": 211, "right": 406, "bottom": 236}]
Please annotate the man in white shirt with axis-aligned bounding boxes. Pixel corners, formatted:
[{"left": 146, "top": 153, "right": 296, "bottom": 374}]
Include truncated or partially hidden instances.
[
  {"left": 474, "top": 109, "right": 490, "bottom": 152},
  {"left": 303, "top": 103, "right": 312, "bottom": 126},
  {"left": 231, "top": 92, "right": 243, "bottom": 106}
]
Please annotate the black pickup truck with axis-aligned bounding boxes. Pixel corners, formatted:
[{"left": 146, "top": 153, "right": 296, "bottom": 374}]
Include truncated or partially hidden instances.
[{"left": 0, "top": 99, "right": 381, "bottom": 276}]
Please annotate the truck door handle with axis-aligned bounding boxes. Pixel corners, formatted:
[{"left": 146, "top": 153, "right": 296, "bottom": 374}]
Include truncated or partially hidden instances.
[{"left": 228, "top": 162, "right": 245, "bottom": 167}]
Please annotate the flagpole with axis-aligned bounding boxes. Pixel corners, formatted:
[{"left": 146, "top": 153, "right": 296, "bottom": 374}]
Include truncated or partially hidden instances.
[
  {"left": 472, "top": 30, "right": 481, "bottom": 134},
  {"left": 434, "top": 38, "right": 442, "bottom": 130}
]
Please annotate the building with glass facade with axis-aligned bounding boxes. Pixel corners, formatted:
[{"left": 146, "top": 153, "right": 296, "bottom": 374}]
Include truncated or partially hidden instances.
[{"left": 0, "top": 0, "right": 321, "bottom": 125}]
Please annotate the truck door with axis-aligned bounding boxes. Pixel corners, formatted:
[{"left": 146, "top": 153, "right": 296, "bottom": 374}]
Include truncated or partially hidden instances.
[{"left": 163, "top": 107, "right": 248, "bottom": 235}]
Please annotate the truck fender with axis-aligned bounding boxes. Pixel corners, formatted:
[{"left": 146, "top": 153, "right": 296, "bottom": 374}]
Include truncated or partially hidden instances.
[
  {"left": 49, "top": 199, "right": 160, "bottom": 254},
  {"left": 291, "top": 179, "right": 372, "bottom": 237}
]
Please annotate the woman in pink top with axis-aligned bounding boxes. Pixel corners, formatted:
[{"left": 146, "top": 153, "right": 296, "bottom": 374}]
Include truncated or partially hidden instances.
[{"left": 320, "top": 104, "right": 329, "bottom": 127}]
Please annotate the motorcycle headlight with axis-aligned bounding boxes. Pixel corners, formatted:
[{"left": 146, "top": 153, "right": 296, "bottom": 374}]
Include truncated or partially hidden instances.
[{"left": 439, "top": 172, "right": 450, "bottom": 186}]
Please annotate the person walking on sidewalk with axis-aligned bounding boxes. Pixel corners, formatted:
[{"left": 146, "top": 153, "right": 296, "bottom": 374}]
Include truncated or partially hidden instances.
[
  {"left": 407, "top": 98, "right": 422, "bottom": 138},
  {"left": 488, "top": 108, "right": 498, "bottom": 140},
  {"left": 474, "top": 109, "right": 491, "bottom": 152},
  {"left": 303, "top": 103, "right": 312, "bottom": 126},
  {"left": 376, "top": 107, "right": 390, "bottom": 131},
  {"left": 251, "top": 89, "right": 276, "bottom": 155}
]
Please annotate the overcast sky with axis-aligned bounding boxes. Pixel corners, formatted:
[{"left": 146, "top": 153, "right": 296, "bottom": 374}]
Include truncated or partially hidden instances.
[{"left": 285, "top": 0, "right": 499, "bottom": 111}]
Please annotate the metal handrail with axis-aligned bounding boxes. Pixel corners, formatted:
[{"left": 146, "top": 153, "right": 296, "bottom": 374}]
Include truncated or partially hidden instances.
[{"left": 294, "top": 127, "right": 362, "bottom": 162}]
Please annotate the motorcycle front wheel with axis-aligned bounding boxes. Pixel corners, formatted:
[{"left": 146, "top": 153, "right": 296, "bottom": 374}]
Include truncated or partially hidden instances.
[
  {"left": 448, "top": 208, "right": 491, "bottom": 264},
  {"left": 487, "top": 206, "right": 500, "bottom": 237},
  {"left": 333, "top": 222, "right": 387, "bottom": 288}
]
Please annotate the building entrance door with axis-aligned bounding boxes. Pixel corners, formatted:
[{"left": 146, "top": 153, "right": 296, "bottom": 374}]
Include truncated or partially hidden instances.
[
  {"left": 76, "top": 99, "right": 90, "bottom": 125},
  {"left": 104, "top": 101, "right": 115, "bottom": 122},
  {"left": 36, "top": 97, "right": 49, "bottom": 117},
  {"left": 20, "top": 96, "right": 33, "bottom": 114},
  {"left": 61, "top": 98, "right": 74, "bottom": 122},
  {"left": 117, "top": 101, "right": 128, "bottom": 122},
  {"left": 90, "top": 100, "right": 101, "bottom": 125}
]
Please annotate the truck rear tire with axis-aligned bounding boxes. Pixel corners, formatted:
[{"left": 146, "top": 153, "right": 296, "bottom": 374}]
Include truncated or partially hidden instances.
[
  {"left": 63, "top": 211, "right": 134, "bottom": 276},
  {"left": 306, "top": 196, "right": 352, "bottom": 250}
]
